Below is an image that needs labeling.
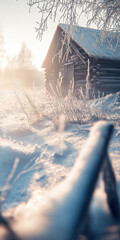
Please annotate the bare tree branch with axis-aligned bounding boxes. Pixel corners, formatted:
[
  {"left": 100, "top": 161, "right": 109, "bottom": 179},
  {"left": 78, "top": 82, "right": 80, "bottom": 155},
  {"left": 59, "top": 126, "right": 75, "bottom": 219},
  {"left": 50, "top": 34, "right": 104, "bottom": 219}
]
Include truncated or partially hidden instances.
[{"left": 27, "top": 0, "right": 120, "bottom": 40}]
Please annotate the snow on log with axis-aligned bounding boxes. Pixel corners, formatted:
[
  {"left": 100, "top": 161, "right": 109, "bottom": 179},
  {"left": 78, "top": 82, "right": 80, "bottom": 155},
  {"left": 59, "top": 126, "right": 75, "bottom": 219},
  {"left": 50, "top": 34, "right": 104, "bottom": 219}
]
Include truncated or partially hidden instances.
[
  {"left": 11, "top": 121, "right": 114, "bottom": 240},
  {"left": 2, "top": 121, "right": 119, "bottom": 240}
]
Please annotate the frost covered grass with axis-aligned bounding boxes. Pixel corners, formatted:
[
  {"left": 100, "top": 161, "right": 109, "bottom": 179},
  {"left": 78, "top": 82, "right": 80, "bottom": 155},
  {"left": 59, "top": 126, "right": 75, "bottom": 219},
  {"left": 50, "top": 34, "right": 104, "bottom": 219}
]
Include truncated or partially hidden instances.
[
  {"left": 1, "top": 87, "right": 120, "bottom": 132},
  {"left": 13, "top": 86, "right": 111, "bottom": 129}
]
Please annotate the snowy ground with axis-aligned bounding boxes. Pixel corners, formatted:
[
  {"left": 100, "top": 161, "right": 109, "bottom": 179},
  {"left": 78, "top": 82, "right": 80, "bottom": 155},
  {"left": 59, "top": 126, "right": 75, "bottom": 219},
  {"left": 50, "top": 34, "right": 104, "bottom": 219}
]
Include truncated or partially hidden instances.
[{"left": 0, "top": 88, "right": 120, "bottom": 234}]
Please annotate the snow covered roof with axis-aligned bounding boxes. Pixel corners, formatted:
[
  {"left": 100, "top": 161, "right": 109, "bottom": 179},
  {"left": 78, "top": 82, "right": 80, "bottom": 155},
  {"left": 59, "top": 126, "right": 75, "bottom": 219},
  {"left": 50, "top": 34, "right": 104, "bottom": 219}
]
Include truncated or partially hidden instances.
[{"left": 59, "top": 23, "right": 120, "bottom": 61}]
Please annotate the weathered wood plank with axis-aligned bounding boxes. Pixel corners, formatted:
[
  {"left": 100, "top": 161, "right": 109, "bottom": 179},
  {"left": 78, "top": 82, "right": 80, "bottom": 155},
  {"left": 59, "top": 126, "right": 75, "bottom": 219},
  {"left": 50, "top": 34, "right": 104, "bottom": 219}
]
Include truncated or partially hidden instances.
[
  {"left": 70, "top": 41, "right": 87, "bottom": 65},
  {"left": 75, "top": 79, "right": 86, "bottom": 84},
  {"left": 101, "top": 84, "right": 120, "bottom": 88},
  {"left": 99, "top": 80, "right": 120, "bottom": 84},
  {"left": 100, "top": 68, "right": 120, "bottom": 72},
  {"left": 98, "top": 76, "right": 120, "bottom": 80}
]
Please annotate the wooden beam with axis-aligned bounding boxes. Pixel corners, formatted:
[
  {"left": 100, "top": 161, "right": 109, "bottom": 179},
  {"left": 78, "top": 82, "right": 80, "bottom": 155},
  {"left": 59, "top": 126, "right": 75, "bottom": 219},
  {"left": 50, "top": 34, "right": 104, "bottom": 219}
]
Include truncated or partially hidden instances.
[{"left": 70, "top": 41, "right": 87, "bottom": 66}]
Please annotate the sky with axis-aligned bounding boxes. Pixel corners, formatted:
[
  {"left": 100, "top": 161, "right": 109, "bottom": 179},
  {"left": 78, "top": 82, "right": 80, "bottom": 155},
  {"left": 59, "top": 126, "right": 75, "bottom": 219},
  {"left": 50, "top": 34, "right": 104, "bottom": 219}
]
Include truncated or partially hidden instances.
[
  {"left": 0, "top": 0, "right": 57, "bottom": 70},
  {"left": 0, "top": 0, "right": 88, "bottom": 70}
]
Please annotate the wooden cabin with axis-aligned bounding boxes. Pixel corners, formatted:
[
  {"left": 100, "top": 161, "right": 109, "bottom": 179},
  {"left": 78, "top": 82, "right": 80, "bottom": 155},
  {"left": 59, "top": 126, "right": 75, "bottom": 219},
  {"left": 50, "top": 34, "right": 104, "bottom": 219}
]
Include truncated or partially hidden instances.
[{"left": 42, "top": 24, "right": 120, "bottom": 97}]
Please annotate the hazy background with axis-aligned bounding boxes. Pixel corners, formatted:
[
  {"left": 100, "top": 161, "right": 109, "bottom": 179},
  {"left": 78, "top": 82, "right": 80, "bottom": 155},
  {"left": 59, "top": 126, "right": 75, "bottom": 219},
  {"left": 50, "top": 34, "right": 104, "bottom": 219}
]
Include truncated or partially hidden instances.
[
  {"left": 0, "top": 0, "right": 57, "bottom": 88},
  {"left": 0, "top": 0, "right": 87, "bottom": 88}
]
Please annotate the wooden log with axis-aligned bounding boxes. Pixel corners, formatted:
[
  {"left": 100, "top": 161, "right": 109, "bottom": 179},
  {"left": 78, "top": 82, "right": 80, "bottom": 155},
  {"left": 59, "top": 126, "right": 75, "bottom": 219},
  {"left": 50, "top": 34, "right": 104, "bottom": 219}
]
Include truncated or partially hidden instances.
[
  {"left": 74, "top": 65, "right": 86, "bottom": 70},
  {"left": 100, "top": 68, "right": 120, "bottom": 73},
  {"left": 99, "top": 80, "right": 120, "bottom": 85},
  {"left": 74, "top": 60, "right": 85, "bottom": 65},
  {"left": 99, "top": 63, "right": 120, "bottom": 69},
  {"left": 91, "top": 77, "right": 97, "bottom": 83},
  {"left": 74, "top": 63, "right": 83, "bottom": 67},
  {"left": 74, "top": 71, "right": 87, "bottom": 75},
  {"left": 97, "top": 64, "right": 101, "bottom": 68},
  {"left": 98, "top": 76, "right": 120, "bottom": 80},
  {"left": 99, "top": 72, "right": 120, "bottom": 77},
  {"left": 74, "top": 67, "right": 86, "bottom": 71},
  {"left": 77, "top": 46, "right": 88, "bottom": 58},
  {"left": 98, "top": 59, "right": 119, "bottom": 64},
  {"left": 74, "top": 69, "right": 87, "bottom": 73},
  {"left": 75, "top": 83, "right": 86, "bottom": 88},
  {"left": 70, "top": 55, "right": 79, "bottom": 59},
  {"left": 95, "top": 81, "right": 101, "bottom": 87},
  {"left": 75, "top": 78, "right": 86, "bottom": 82},
  {"left": 100, "top": 84, "right": 120, "bottom": 89},
  {"left": 74, "top": 74, "right": 86, "bottom": 80},
  {"left": 92, "top": 68, "right": 97, "bottom": 73},
  {"left": 70, "top": 42, "right": 87, "bottom": 65},
  {"left": 96, "top": 72, "right": 100, "bottom": 77},
  {"left": 75, "top": 80, "right": 86, "bottom": 84}
]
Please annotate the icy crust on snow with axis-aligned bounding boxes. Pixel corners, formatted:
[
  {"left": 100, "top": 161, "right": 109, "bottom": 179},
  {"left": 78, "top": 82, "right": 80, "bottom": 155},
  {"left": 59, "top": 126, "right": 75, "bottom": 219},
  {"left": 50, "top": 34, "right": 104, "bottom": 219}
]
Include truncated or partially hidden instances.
[
  {"left": 0, "top": 119, "right": 87, "bottom": 211},
  {"left": 91, "top": 92, "right": 120, "bottom": 118},
  {"left": 4, "top": 121, "right": 119, "bottom": 240},
  {"left": 0, "top": 90, "right": 120, "bottom": 216},
  {"left": 60, "top": 23, "right": 120, "bottom": 60}
]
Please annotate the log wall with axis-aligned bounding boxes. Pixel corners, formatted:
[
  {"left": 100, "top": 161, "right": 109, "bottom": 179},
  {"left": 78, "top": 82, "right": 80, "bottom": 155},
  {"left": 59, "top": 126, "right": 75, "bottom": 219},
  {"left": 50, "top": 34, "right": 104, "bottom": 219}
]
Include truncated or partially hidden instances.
[
  {"left": 44, "top": 31, "right": 120, "bottom": 98},
  {"left": 89, "top": 58, "right": 120, "bottom": 96}
]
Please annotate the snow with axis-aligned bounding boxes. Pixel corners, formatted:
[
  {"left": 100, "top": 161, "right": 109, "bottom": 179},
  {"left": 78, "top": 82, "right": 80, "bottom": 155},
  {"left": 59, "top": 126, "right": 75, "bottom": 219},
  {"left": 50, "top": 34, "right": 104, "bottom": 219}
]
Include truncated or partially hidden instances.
[
  {"left": 0, "top": 88, "right": 120, "bottom": 239},
  {"left": 59, "top": 23, "right": 120, "bottom": 60}
]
